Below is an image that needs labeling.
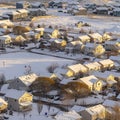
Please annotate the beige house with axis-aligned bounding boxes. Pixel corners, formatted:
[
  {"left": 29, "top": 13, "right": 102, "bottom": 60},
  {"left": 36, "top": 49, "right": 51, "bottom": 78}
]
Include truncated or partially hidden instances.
[
  {"left": 34, "top": 28, "right": 44, "bottom": 36},
  {"left": 88, "top": 33, "right": 103, "bottom": 43},
  {"left": 78, "top": 35, "right": 90, "bottom": 43},
  {"left": 79, "top": 75, "right": 102, "bottom": 92},
  {"left": 84, "top": 62, "right": 101, "bottom": 72},
  {"left": 82, "top": 43, "right": 105, "bottom": 57},
  {"left": 16, "top": 9, "right": 28, "bottom": 19},
  {"left": 65, "top": 40, "right": 83, "bottom": 53},
  {"left": 66, "top": 64, "right": 88, "bottom": 77},
  {"left": 5, "top": 89, "right": 32, "bottom": 111},
  {"left": 49, "top": 38, "right": 67, "bottom": 50},
  {"left": 10, "top": 35, "right": 26, "bottom": 45},
  {"left": 98, "top": 59, "right": 115, "bottom": 70},
  {"left": 55, "top": 110, "right": 82, "bottom": 120},
  {"left": 92, "top": 71, "right": 117, "bottom": 87},
  {"left": 80, "top": 104, "right": 106, "bottom": 120},
  {"left": 9, "top": 73, "right": 38, "bottom": 91},
  {"left": 0, "top": 20, "right": 14, "bottom": 28},
  {"left": 0, "top": 98, "right": 8, "bottom": 113},
  {"left": 44, "top": 28, "right": 60, "bottom": 39},
  {"left": 0, "top": 35, "right": 12, "bottom": 45},
  {"left": 104, "top": 41, "right": 120, "bottom": 53},
  {"left": 102, "top": 33, "right": 112, "bottom": 41}
]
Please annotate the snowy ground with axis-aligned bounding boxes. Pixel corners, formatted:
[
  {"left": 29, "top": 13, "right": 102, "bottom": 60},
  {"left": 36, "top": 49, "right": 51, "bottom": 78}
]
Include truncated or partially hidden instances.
[{"left": 0, "top": 51, "right": 73, "bottom": 80}]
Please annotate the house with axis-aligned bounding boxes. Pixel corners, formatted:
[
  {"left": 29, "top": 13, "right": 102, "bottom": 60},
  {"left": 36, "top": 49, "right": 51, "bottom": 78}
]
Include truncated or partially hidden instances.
[
  {"left": 0, "top": 20, "right": 14, "bottom": 28},
  {"left": 23, "top": 31, "right": 35, "bottom": 41},
  {"left": 92, "top": 71, "right": 117, "bottom": 87},
  {"left": 5, "top": 89, "right": 32, "bottom": 111},
  {"left": 103, "top": 99, "right": 120, "bottom": 109},
  {"left": 44, "top": 28, "right": 60, "bottom": 39},
  {"left": 96, "top": 7, "right": 109, "bottom": 15},
  {"left": 57, "top": 2, "right": 68, "bottom": 9},
  {"left": 0, "top": 35, "right": 12, "bottom": 47},
  {"left": 66, "top": 64, "right": 88, "bottom": 77},
  {"left": 10, "top": 35, "right": 26, "bottom": 45},
  {"left": 98, "top": 59, "right": 115, "bottom": 70},
  {"left": 88, "top": 33, "right": 103, "bottom": 43},
  {"left": 65, "top": 40, "right": 83, "bottom": 53},
  {"left": 102, "top": 33, "right": 112, "bottom": 41},
  {"left": 13, "top": 26, "right": 31, "bottom": 35},
  {"left": 82, "top": 43, "right": 105, "bottom": 56},
  {"left": 79, "top": 75, "right": 102, "bottom": 92},
  {"left": 104, "top": 40, "right": 120, "bottom": 53},
  {"left": 16, "top": 9, "right": 28, "bottom": 19},
  {"left": 84, "top": 62, "right": 101, "bottom": 72},
  {"left": 80, "top": 104, "right": 106, "bottom": 120},
  {"left": 8, "top": 73, "right": 38, "bottom": 91},
  {"left": 28, "top": 8, "right": 46, "bottom": 17},
  {"left": 117, "top": 94, "right": 120, "bottom": 101},
  {"left": 49, "top": 38, "right": 66, "bottom": 50},
  {"left": 31, "top": 2, "right": 42, "bottom": 8},
  {"left": 78, "top": 35, "right": 90, "bottom": 43},
  {"left": 16, "top": 1, "right": 30, "bottom": 9},
  {"left": 113, "top": 8, "right": 120, "bottom": 16},
  {"left": 0, "top": 98, "right": 7, "bottom": 113},
  {"left": 34, "top": 28, "right": 44, "bottom": 36},
  {"left": 55, "top": 110, "right": 82, "bottom": 120},
  {"left": 73, "top": 8, "right": 87, "bottom": 15},
  {"left": 4, "top": 11, "right": 20, "bottom": 21}
]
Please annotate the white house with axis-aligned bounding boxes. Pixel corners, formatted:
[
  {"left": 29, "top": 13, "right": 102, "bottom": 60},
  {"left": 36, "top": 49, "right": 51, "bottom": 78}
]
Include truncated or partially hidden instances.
[
  {"left": 78, "top": 75, "right": 102, "bottom": 92},
  {"left": 80, "top": 104, "right": 106, "bottom": 120},
  {"left": 55, "top": 110, "right": 82, "bottom": 120},
  {"left": 92, "top": 71, "right": 117, "bottom": 87},
  {"left": 8, "top": 73, "right": 38, "bottom": 91},
  {"left": 98, "top": 59, "right": 115, "bottom": 70},
  {"left": 66, "top": 64, "right": 88, "bottom": 77},
  {"left": 88, "top": 33, "right": 103, "bottom": 43},
  {"left": 104, "top": 40, "right": 120, "bottom": 52},
  {"left": 78, "top": 35, "right": 90, "bottom": 43}
]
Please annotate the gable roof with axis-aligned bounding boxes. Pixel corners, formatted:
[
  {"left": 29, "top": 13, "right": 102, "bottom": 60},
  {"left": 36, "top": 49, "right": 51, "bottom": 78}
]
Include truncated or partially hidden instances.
[
  {"left": 5, "top": 89, "right": 26, "bottom": 99},
  {"left": 18, "top": 73, "right": 38, "bottom": 86},
  {"left": 68, "top": 63, "right": 87, "bottom": 74},
  {"left": 103, "top": 99, "right": 120, "bottom": 108},
  {"left": 85, "top": 104, "right": 105, "bottom": 115},
  {"left": 98, "top": 59, "right": 114, "bottom": 66},
  {"left": 55, "top": 110, "right": 82, "bottom": 120},
  {"left": 79, "top": 75, "right": 99, "bottom": 86},
  {"left": 85, "top": 62, "right": 101, "bottom": 70}
]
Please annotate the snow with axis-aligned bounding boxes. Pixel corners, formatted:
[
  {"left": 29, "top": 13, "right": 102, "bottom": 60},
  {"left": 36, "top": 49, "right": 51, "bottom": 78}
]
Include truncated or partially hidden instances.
[
  {"left": 0, "top": 51, "right": 73, "bottom": 80},
  {"left": 5, "top": 89, "right": 26, "bottom": 99}
]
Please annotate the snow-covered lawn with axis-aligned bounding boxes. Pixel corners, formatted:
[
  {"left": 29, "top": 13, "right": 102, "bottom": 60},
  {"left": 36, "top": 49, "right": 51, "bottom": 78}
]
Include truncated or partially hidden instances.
[{"left": 0, "top": 51, "right": 73, "bottom": 80}]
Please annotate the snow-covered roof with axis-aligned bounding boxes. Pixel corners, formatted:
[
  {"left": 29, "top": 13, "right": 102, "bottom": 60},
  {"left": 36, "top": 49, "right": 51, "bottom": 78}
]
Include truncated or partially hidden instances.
[
  {"left": 105, "top": 40, "right": 119, "bottom": 45},
  {"left": 88, "top": 33, "right": 102, "bottom": 39},
  {"left": 113, "top": 8, "right": 120, "bottom": 12},
  {"left": 117, "top": 94, "right": 120, "bottom": 100},
  {"left": 69, "top": 40, "right": 83, "bottom": 46},
  {"left": 78, "top": 35, "right": 90, "bottom": 40},
  {"left": 0, "top": 20, "right": 13, "bottom": 26},
  {"left": 85, "top": 43, "right": 97, "bottom": 48},
  {"left": 55, "top": 110, "right": 82, "bottom": 120},
  {"left": 85, "top": 62, "right": 101, "bottom": 70},
  {"left": 34, "top": 28, "right": 44, "bottom": 32},
  {"left": 0, "top": 35, "right": 11, "bottom": 41},
  {"left": 84, "top": 104, "right": 105, "bottom": 115},
  {"left": 95, "top": 70, "right": 120, "bottom": 78},
  {"left": 68, "top": 63, "right": 87, "bottom": 74},
  {"left": 24, "top": 31, "right": 35, "bottom": 36},
  {"left": 0, "top": 97, "right": 7, "bottom": 105},
  {"left": 5, "top": 11, "right": 20, "bottom": 15},
  {"left": 78, "top": 75, "right": 99, "bottom": 86},
  {"left": 17, "top": 9, "right": 28, "bottom": 13},
  {"left": 18, "top": 73, "right": 38, "bottom": 86},
  {"left": 98, "top": 59, "right": 114, "bottom": 66},
  {"left": 103, "top": 99, "right": 120, "bottom": 108},
  {"left": 96, "top": 7, "right": 108, "bottom": 10},
  {"left": 110, "top": 55, "right": 120, "bottom": 63},
  {"left": 44, "top": 28, "right": 54, "bottom": 33},
  {"left": 71, "top": 105, "right": 85, "bottom": 112},
  {"left": 5, "top": 89, "right": 26, "bottom": 99}
]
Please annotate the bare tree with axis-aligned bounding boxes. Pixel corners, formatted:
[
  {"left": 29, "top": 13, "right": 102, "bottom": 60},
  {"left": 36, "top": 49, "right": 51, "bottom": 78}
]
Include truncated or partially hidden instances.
[{"left": 47, "top": 63, "right": 59, "bottom": 73}]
